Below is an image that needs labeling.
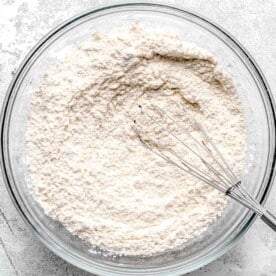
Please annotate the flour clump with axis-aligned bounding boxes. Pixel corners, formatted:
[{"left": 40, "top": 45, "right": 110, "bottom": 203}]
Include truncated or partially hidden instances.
[{"left": 26, "top": 26, "right": 246, "bottom": 255}]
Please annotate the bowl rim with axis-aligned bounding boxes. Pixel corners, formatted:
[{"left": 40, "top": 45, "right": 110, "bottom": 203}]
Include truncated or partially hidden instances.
[{"left": 1, "top": 2, "right": 276, "bottom": 275}]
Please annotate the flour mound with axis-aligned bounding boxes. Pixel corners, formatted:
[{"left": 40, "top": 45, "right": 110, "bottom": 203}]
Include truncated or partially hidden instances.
[{"left": 26, "top": 26, "right": 246, "bottom": 255}]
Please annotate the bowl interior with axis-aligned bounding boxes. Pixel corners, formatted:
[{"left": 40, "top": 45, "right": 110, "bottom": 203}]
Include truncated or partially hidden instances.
[{"left": 2, "top": 4, "right": 275, "bottom": 275}]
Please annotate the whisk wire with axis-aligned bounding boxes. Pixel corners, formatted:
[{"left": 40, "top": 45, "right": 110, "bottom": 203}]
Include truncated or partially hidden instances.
[
  {"left": 140, "top": 105, "right": 232, "bottom": 190},
  {"left": 152, "top": 104, "right": 234, "bottom": 188},
  {"left": 194, "top": 119, "right": 238, "bottom": 183},
  {"left": 133, "top": 122, "right": 226, "bottom": 193},
  {"left": 179, "top": 104, "right": 239, "bottom": 185}
]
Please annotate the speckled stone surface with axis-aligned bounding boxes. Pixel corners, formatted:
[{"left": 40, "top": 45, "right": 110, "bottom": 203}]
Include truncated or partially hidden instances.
[{"left": 0, "top": 0, "right": 275, "bottom": 275}]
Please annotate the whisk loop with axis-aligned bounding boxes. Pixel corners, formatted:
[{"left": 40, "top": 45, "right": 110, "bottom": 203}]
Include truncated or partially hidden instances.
[{"left": 133, "top": 103, "right": 276, "bottom": 231}]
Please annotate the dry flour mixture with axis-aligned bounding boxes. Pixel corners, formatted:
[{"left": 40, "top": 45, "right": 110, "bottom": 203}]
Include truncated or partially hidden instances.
[{"left": 26, "top": 26, "right": 246, "bottom": 255}]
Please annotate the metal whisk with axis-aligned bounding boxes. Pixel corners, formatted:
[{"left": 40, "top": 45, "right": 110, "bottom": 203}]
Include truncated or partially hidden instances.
[{"left": 133, "top": 103, "right": 276, "bottom": 231}]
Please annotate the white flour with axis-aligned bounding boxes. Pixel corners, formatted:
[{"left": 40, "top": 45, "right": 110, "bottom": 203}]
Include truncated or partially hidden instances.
[{"left": 26, "top": 26, "right": 246, "bottom": 255}]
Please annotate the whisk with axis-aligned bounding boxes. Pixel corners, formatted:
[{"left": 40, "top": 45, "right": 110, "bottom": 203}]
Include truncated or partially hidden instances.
[{"left": 133, "top": 103, "right": 276, "bottom": 231}]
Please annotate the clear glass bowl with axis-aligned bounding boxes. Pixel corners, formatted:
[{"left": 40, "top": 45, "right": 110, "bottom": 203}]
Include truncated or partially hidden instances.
[{"left": 1, "top": 3, "right": 275, "bottom": 275}]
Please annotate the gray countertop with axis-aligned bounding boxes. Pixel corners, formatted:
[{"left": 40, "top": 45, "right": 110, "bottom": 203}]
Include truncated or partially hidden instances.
[{"left": 0, "top": 0, "right": 275, "bottom": 275}]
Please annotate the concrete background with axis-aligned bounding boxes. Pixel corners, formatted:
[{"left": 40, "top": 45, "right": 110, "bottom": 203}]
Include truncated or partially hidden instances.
[{"left": 0, "top": 0, "right": 275, "bottom": 275}]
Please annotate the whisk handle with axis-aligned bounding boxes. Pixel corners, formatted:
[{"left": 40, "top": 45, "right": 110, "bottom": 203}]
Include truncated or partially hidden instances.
[
  {"left": 261, "top": 211, "right": 276, "bottom": 231},
  {"left": 226, "top": 182, "right": 276, "bottom": 232}
]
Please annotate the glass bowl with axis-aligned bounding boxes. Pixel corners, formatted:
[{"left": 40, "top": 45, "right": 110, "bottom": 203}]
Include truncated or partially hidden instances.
[{"left": 1, "top": 3, "right": 275, "bottom": 275}]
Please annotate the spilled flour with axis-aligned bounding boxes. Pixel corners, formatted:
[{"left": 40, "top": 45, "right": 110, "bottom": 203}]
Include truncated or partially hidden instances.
[{"left": 26, "top": 26, "right": 246, "bottom": 255}]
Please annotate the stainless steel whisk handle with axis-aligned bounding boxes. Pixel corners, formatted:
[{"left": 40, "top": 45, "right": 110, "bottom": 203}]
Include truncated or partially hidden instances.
[
  {"left": 261, "top": 211, "right": 276, "bottom": 231},
  {"left": 227, "top": 182, "right": 276, "bottom": 232}
]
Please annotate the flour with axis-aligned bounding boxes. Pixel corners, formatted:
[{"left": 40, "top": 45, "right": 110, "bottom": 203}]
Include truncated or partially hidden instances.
[{"left": 26, "top": 26, "right": 246, "bottom": 255}]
